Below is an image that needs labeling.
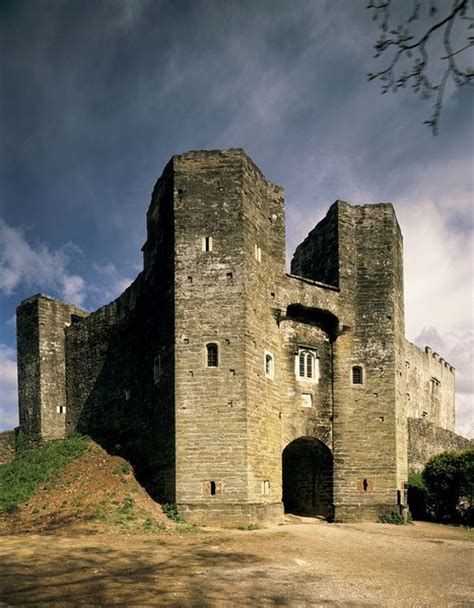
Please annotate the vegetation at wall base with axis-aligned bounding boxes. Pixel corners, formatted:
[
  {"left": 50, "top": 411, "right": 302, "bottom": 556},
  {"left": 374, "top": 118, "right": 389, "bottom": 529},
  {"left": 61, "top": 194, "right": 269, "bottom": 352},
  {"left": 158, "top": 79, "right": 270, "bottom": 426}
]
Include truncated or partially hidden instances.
[
  {"left": 422, "top": 450, "right": 473, "bottom": 526},
  {"left": 162, "top": 503, "right": 185, "bottom": 523},
  {"left": 407, "top": 472, "right": 427, "bottom": 521},
  {"left": 0, "top": 435, "right": 90, "bottom": 513},
  {"left": 378, "top": 511, "right": 412, "bottom": 525}
]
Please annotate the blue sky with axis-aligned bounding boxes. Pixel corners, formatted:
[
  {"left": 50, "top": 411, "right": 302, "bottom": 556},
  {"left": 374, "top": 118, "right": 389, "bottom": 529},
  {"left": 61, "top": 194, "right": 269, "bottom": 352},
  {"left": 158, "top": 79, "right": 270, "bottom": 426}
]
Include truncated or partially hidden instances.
[{"left": 0, "top": 0, "right": 472, "bottom": 435}]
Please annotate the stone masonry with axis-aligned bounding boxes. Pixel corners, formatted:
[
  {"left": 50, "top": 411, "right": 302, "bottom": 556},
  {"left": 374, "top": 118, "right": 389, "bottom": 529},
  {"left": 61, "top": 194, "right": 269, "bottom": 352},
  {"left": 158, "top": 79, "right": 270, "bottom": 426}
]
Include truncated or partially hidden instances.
[{"left": 13, "top": 149, "right": 470, "bottom": 525}]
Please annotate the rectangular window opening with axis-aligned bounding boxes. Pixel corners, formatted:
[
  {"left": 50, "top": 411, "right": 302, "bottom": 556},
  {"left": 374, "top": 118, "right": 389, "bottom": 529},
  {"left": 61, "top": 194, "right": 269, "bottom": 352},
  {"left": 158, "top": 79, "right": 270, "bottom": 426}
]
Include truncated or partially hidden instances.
[
  {"left": 153, "top": 356, "right": 161, "bottom": 385},
  {"left": 296, "top": 348, "right": 319, "bottom": 382},
  {"left": 202, "top": 236, "right": 213, "bottom": 252},
  {"left": 56, "top": 405, "right": 66, "bottom": 414},
  {"left": 206, "top": 343, "right": 218, "bottom": 367},
  {"left": 265, "top": 351, "right": 274, "bottom": 379},
  {"left": 352, "top": 366, "right": 363, "bottom": 385}
]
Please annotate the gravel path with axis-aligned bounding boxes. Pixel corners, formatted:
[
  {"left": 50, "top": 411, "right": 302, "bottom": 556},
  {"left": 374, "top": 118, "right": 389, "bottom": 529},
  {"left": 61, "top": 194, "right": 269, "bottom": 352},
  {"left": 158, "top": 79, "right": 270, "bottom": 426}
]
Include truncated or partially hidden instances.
[{"left": 0, "top": 521, "right": 472, "bottom": 606}]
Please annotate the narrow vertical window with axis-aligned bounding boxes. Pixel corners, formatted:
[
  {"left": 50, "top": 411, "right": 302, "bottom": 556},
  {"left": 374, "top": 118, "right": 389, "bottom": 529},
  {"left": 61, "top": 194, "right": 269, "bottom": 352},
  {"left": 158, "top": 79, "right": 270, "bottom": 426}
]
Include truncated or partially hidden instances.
[
  {"left": 265, "top": 351, "right": 274, "bottom": 379},
  {"left": 210, "top": 481, "right": 217, "bottom": 496},
  {"left": 299, "top": 352, "right": 305, "bottom": 377},
  {"left": 207, "top": 343, "right": 218, "bottom": 367},
  {"left": 262, "top": 480, "right": 270, "bottom": 495},
  {"left": 254, "top": 244, "right": 261, "bottom": 262},
  {"left": 352, "top": 366, "right": 363, "bottom": 385},
  {"left": 154, "top": 356, "right": 161, "bottom": 385},
  {"left": 202, "top": 236, "right": 213, "bottom": 252}
]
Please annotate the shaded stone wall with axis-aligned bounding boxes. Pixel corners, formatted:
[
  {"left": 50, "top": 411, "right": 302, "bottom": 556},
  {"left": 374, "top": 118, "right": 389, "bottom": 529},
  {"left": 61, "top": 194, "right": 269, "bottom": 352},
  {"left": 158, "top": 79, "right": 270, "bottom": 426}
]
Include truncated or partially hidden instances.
[
  {"left": 0, "top": 430, "right": 16, "bottom": 465},
  {"left": 407, "top": 418, "right": 472, "bottom": 474},
  {"left": 65, "top": 162, "right": 176, "bottom": 502},
  {"left": 16, "top": 295, "right": 88, "bottom": 442},
  {"left": 242, "top": 154, "right": 286, "bottom": 521},
  {"left": 405, "top": 341, "right": 455, "bottom": 431},
  {"left": 291, "top": 203, "right": 340, "bottom": 287}
]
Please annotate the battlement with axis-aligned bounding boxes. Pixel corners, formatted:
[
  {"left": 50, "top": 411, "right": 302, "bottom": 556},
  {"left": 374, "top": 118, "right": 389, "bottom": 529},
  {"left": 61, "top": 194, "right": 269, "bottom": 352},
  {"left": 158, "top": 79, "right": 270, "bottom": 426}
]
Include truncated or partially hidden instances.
[{"left": 424, "top": 346, "right": 455, "bottom": 371}]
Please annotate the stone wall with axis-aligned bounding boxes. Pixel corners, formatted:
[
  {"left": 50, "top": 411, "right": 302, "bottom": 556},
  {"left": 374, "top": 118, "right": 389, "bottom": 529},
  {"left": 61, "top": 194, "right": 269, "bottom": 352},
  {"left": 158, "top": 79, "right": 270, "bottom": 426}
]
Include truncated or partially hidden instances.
[
  {"left": 16, "top": 295, "right": 88, "bottom": 441},
  {"left": 300, "top": 202, "right": 406, "bottom": 521},
  {"left": 405, "top": 341, "right": 455, "bottom": 431},
  {"left": 291, "top": 203, "right": 340, "bottom": 287},
  {"left": 0, "top": 430, "right": 16, "bottom": 465},
  {"left": 173, "top": 150, "right": 250, "bottom": 520},
  {"left": 407, "top": 418, "right": 472, "bottom": 474},
  {"left": 65, "top": 160, "right": 177, "bottom": 503}
]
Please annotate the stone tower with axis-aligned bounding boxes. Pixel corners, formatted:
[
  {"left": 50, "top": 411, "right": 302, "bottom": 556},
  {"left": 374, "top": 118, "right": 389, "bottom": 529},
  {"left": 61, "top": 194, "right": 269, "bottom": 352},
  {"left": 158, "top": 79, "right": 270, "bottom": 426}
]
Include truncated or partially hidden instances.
[{"left": 15, "top": 149, "right": 463, "bottom": 526}]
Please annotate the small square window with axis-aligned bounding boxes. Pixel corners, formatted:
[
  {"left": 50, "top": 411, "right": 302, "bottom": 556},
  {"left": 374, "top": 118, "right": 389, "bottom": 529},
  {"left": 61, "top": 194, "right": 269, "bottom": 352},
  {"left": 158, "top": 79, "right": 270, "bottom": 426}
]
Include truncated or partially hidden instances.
[
  {"left": 56, "top": 405, "right": 66, "bottom": 414},
  {"left": 301, "top": 393, "right": 312, "bottom": 408}
]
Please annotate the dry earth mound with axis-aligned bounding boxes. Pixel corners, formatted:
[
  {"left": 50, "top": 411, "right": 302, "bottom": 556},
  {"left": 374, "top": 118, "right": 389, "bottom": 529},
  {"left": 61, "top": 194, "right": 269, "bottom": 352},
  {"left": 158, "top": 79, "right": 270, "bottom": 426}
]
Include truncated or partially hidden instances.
[{"left": 0, "top": 440, "right": 174, "bottom": 534}]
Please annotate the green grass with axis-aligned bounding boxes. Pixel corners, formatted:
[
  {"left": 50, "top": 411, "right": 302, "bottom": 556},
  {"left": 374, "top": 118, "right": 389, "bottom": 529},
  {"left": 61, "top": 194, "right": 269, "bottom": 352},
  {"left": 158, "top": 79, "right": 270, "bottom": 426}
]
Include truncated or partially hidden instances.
[{"left": 0, "top": 435, "right": 90, "bottom": 513}]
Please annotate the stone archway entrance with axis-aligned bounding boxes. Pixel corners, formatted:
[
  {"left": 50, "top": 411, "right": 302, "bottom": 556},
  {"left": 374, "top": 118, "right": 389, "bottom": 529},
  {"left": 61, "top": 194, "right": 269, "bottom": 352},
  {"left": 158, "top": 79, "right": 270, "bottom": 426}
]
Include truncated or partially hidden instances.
[{"left": 282, "top": 437, "right": 333, "bottom": 519}]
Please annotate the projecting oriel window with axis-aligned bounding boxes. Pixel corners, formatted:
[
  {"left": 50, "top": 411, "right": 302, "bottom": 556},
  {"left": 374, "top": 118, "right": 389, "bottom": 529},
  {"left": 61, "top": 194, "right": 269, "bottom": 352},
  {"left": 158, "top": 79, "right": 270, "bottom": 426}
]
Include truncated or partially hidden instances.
[
  {"left": 296, "top": 349, "right": 319, "bottom": 382},
  {"left": 352, "top": 366, "right": 363, "bottom": 385},
  {"left": 206, "top": 343, "right": 219, "bottom": 367}
]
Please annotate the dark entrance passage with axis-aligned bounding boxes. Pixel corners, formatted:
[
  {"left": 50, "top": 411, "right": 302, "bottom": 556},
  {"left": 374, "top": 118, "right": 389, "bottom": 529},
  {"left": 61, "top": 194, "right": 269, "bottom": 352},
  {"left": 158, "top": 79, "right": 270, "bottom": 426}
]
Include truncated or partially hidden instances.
[{"left": 282, "top": 437, "right": 333, "bottom": 519}]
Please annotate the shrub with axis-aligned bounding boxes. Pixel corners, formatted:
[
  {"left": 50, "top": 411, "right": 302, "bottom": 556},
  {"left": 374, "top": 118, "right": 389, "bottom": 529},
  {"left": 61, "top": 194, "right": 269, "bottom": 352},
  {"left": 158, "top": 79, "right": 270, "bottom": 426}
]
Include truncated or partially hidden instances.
[
  {"left": 378, "top": 511, "right": 412, "bottom": 525},
  {"left": 407, "top": 473, "right": 427, "bottom": 520},
  {"left": 162, "top": 503, "right": 184, "bottom": 523},
  {"left": 0, "top": 435, "right": 90, "bottom": 513},
  {"left": 422, "top": 450, "right": 474, "bottom": 525}
]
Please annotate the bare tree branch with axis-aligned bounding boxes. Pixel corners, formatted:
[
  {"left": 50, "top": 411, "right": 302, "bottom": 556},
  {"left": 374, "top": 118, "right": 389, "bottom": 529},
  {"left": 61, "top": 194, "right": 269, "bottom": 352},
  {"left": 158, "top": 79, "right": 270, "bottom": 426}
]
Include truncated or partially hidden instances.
[{"left": 367, "top": 0, "right": 474, "bottom": 134}]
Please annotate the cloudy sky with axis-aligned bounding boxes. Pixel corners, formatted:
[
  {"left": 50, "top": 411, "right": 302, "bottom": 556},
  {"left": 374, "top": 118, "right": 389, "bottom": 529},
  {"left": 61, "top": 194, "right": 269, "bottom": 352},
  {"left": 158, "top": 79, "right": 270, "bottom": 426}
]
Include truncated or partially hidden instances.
[{"left": 0, "top": 0, "right": 472, "bottom": 435}]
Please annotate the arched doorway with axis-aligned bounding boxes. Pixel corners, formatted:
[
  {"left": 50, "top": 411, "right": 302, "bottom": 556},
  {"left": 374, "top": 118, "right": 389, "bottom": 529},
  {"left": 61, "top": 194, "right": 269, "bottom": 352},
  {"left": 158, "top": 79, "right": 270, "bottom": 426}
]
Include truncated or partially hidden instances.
[{"left": 282, "top": 437, "right": 333, "bottom": 519}]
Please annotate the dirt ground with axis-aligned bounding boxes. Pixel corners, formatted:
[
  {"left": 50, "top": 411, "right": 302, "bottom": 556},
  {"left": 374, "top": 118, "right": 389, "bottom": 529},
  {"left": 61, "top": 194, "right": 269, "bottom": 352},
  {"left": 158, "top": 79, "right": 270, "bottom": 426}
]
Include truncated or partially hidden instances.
[{"left": 0, "top": 520, "right": 472, "bottom": 607}]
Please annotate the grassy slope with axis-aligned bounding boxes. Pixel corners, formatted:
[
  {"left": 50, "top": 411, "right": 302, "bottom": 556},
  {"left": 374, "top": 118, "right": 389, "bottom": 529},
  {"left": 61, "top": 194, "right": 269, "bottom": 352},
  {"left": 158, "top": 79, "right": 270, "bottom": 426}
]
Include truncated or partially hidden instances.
[{"left": 0, "top": 435, "right": 90, "bottom": 512}]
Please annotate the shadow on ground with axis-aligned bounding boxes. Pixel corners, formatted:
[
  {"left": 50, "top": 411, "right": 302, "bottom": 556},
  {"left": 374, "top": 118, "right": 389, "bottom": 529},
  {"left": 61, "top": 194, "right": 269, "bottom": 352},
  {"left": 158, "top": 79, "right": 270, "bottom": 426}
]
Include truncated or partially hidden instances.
[{"left": 0, "top": 532, "right": 315, "bottom": 607}]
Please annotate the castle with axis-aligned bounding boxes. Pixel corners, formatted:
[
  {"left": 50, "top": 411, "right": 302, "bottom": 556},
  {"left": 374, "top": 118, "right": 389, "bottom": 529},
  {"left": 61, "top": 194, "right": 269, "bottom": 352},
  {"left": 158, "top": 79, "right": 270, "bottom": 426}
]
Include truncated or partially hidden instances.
[{"left": 12, "top": 149, "right": 471, "bottom": 525}]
